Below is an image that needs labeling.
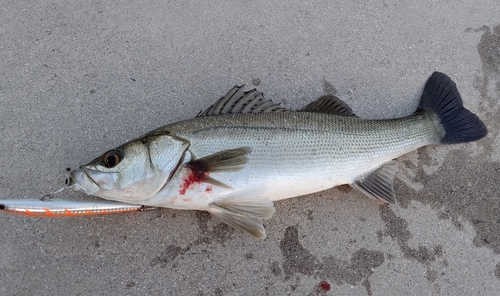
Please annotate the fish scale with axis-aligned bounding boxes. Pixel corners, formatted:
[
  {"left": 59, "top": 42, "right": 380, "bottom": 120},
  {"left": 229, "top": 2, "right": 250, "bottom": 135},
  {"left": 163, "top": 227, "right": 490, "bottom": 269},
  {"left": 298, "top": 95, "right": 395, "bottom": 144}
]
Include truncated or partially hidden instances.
[{"left": 158, "top": 111, "right": 439, "bottom": 202}]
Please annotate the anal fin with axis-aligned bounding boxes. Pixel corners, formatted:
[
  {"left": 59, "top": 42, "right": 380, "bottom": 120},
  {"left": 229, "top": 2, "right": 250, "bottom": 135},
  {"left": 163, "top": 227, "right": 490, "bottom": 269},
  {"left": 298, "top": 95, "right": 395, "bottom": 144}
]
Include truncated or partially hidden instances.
[
  {"left": 351, "top": 161, "right": 398, "bottom": 204},
  {"left": 208, "top": 197, "right": 276, "bottom": 239}
]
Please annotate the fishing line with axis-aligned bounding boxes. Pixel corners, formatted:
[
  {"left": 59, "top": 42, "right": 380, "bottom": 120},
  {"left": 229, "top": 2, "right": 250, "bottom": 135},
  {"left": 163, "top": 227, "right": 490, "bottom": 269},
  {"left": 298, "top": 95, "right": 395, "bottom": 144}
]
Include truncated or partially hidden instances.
[{"left": 39, "top": 170, "right": 74, "bottom": 201}]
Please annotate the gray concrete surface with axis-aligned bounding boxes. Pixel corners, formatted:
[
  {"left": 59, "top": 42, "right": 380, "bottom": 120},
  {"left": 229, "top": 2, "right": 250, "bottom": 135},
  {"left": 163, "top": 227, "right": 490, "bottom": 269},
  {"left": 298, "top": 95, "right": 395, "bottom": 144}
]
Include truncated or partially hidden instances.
[{"left": 1, "top": 1, "right": 499, "bottom": 295}]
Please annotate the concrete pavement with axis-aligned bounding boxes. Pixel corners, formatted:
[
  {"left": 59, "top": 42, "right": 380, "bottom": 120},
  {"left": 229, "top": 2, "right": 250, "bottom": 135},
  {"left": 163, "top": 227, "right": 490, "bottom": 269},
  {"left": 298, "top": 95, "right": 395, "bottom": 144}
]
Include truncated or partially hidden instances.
[{"left": 1, "top": 1, "right": 499, "bottom": 295}]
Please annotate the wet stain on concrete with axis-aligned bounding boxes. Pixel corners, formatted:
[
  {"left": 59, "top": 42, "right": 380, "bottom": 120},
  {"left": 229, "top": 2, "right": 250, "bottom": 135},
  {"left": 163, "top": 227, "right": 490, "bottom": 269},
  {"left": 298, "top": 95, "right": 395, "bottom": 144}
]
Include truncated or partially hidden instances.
[
  {"left": 196, "top": 211, "right": 211, "bottom": 234},
  {"left": 279, "top": 226, "right": 384, "bottom": 294},
  {"left": 391, "top": 27, "right": 500, "bottom": 285},
  {"left": 252, "top": 78, "right": 261, "bottom": 86},
  {"left": 150, "top": 244, "right": 187, "bottom": 268},
  {"left": 336, "top": 184, "right": 354, "bottom": 193},
  {"left": 280, "top": 226, "right": 322, "bottom": 279},
  {"left": 378, "top": 206, "right": 443, "bottom": 264},
  {"left": 377, "top": 206, "right": 444, "bottom": 283},
  {"left": 214, "top": 287, "right": 223, "bottom": 295},
  {"left": 125, "top": 281, "right": 136, "bottom": 288},
  {"left": 270, "top": 261, "right": 283, "bottom": 277},
  {"left": 322, "top": 79, "right": 338, "bottom": 95},
  {"left": 495, "top": 262, "right": 500, "bottom": 280},
  {"left": 361, "top": 279, "right": 372, "bottom": 296},
  {"left": 151, "top": 211, "right": 234, "bottom": 267},
  {"left": 396, "top": 148, "right": 500, "bottom": 253},
  {"left": 307, "top": 210, "right": 314, "bottom": 220},
  {"left": 320, "top": 248, "right": 384, "bottom": 294},
  {"left": 426, "top": 269, "right": 438, "bottom": 283},
  {"left": 467, "top": 24, "right": 500, "bottom": 101},
  {"left": 195, "top": 210, "right": 234, "bottom": 244}
]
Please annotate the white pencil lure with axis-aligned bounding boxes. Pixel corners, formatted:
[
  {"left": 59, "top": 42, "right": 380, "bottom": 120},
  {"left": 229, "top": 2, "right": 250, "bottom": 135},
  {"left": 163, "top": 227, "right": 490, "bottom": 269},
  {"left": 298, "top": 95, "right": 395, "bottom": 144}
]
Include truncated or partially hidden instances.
[{"left": 0, "top": 199, "right": 143, "bottom": 217}]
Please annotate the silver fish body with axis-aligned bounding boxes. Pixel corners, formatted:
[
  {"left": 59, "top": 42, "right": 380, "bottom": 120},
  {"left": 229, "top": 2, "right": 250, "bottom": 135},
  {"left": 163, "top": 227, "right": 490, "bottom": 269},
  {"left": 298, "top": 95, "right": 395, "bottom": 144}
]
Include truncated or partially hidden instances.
[
  {"left": 69, "top": 72, "right": 487, "bottom": 238},
  {"left": 142, "top": 111, "right": 439, "bottom": 205}
]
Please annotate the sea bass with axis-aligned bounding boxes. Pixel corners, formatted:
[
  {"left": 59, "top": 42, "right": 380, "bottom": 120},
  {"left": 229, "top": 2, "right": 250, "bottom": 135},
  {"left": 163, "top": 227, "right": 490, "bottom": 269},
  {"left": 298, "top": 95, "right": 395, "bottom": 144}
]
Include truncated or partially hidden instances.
[{"left": 68, "top": 72, "right": 487, "bottom": 238}]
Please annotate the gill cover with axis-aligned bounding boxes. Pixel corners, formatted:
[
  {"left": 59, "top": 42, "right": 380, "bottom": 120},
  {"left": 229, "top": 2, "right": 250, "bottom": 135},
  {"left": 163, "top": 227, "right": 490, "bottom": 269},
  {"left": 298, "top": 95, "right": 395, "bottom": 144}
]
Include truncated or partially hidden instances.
[{"left": 72, "top": 134, "right": 189, "bottom": 203}]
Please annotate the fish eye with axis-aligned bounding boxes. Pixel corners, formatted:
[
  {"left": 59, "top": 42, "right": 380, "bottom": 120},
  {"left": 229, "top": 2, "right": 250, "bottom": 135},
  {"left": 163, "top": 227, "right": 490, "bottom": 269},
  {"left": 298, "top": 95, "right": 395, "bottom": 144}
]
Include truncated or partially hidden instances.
[{"left": 101, "top": 150, "right": 123, "bottom": 168}]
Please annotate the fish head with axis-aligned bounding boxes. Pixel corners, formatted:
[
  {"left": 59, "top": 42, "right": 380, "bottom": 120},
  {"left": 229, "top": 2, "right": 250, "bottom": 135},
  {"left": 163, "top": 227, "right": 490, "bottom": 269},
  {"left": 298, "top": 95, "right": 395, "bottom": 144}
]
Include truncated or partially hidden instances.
[{"left": 68, "top": 134, "right": 189, "bottom": 203}]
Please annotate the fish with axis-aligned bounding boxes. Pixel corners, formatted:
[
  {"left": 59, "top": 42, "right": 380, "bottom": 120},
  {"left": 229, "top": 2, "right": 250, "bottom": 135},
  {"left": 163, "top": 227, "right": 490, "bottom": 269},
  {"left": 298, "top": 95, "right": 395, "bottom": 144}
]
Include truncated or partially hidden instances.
[
  {"left": 0, "top": 199, "right": 142, "bottom": 217},
  {"left": 67, "top": 72, "right": 487, "bottom": 239}
]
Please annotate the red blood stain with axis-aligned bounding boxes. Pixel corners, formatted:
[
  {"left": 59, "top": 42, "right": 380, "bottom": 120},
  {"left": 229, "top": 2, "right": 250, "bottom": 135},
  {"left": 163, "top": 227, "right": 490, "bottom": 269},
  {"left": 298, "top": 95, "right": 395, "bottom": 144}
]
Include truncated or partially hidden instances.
[
  {"left": 318, "top": 281, "right": 331, "bottom": 292},
  {"left": 205, "top": 186, "right": 213, "bottom": 193},
  {"left": 179, "top": 163, "right": 209, "bottom": 195}
]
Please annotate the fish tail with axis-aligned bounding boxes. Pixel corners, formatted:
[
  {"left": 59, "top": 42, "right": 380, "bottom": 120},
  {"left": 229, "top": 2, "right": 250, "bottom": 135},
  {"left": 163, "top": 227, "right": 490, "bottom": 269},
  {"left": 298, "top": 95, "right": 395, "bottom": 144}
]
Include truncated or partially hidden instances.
[{"left": 418, "top": 72, "right": 487, "bottom": 144}]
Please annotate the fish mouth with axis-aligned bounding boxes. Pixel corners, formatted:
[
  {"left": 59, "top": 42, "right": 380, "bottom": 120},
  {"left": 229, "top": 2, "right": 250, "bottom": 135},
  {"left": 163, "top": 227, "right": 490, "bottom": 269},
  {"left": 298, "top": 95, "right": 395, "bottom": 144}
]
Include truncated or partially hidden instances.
[
  {"left": 81, "top": 167, "right": 99, "bottom": 187},
  {"left": 68, "top": 167, "right": 101, "bottom": 194}
]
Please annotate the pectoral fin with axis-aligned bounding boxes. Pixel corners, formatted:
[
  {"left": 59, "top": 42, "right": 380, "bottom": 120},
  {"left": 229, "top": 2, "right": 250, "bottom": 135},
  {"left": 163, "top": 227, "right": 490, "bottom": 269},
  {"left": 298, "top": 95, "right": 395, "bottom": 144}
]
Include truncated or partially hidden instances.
[
  {"left": 185, "top": 147, "right": 252, "bottom": 189},
  {"left": 208, "top": 197, "right": 276, "bottom": 239},
  {"left": 351, "top": 161, "right": 398, "bottom": 204},
  {"left": 187, "top": 147, "right": 251, "bottom": 173}
]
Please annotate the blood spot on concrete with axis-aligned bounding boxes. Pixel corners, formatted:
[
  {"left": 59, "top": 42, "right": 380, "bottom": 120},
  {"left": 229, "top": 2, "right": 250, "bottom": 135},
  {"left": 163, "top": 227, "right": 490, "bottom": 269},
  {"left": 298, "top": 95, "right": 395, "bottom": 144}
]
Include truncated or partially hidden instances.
[
  {"left": 318, "top": 280, "right": 331, "bottom": 291},
  {"left": 279, "top": 226, "right": 384, "bottom": 295}
]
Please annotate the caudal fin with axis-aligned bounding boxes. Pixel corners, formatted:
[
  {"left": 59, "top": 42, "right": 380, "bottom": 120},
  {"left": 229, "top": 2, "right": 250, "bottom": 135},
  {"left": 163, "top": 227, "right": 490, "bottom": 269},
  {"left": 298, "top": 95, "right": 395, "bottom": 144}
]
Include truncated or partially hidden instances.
[{"left": 419, "top": 72, "right": 487, "bottom": 144}]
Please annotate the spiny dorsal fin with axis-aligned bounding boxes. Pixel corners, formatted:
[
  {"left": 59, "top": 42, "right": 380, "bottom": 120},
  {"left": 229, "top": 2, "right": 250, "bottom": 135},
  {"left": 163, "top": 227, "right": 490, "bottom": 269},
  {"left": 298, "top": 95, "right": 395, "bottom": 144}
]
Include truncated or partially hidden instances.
[
  {"left": 302, "top": 95, "right": 358, "bottom": 117},
  {"left": 197, "top": 86, "right": 287, "bottom": 117},
  {"left": 351, "top": 161, "right": 398, "bottom": 204},
  {"left": 208, "top": 197, "right": 276, "bottom": 239}
]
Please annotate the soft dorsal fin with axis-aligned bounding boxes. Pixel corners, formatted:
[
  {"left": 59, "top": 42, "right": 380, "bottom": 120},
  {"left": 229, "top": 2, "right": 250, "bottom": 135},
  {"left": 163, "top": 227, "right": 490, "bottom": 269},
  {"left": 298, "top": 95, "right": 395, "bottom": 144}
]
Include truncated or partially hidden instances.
[
  {"left": 351, "top": 161, "right": 398, "bottom": 204},
  {"left": 302, "top": 95, "right": 357, "bottom": 117},
  {"left": 197, "top": 85, "right": 288, "bottom": 117}
]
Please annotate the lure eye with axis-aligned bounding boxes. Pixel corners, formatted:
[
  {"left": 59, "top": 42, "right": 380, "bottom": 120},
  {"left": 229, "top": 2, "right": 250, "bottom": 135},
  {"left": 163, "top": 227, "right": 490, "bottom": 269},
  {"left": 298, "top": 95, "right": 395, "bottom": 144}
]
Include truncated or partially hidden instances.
[{"left": 101, "top": 150, "right": 123, "bottom": 168}]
